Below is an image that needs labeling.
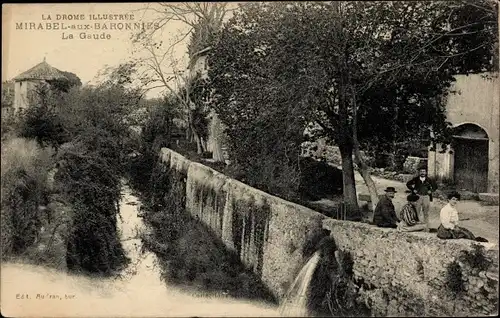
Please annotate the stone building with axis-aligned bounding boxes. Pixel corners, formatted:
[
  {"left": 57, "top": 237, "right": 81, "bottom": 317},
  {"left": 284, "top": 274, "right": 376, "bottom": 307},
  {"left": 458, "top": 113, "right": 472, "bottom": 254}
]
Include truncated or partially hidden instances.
[
  {"left": 186, "top": 46, "right": 228, "bottom": 162},
  {"left": 12, "top": 58, "right": 67, "bottom": 111},
  {"left": 427, "top": 72, "right": 499, "bottom": 194},
  {"left": 185, "top": 46, "right": 211, "bottom": 80}
]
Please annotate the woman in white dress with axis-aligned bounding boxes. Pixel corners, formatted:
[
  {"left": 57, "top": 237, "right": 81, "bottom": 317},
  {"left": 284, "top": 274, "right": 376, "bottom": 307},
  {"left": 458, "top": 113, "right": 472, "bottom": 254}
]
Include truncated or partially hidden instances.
[{"left": 437, "top": 192, "right": 488, "bottom": 242}]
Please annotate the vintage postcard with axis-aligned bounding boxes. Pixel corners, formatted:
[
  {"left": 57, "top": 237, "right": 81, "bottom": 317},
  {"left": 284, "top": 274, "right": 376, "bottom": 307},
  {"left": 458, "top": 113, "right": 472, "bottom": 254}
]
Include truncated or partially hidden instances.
[{"left": 1, "top": 2, "right": 499, "bottom": 318}]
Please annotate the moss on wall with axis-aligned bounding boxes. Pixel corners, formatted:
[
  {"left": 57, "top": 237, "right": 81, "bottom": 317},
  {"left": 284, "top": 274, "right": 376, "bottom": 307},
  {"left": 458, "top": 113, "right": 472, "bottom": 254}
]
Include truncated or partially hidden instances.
[{"left": 159, "top": 148, "right": 499, "bottom": 316}]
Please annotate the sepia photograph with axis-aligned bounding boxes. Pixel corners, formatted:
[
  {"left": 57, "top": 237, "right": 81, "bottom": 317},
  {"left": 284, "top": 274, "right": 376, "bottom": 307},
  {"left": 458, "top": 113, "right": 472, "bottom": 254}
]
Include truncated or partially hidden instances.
[{"left": 1, "top": 1, "right": 499, "bottom": 317}]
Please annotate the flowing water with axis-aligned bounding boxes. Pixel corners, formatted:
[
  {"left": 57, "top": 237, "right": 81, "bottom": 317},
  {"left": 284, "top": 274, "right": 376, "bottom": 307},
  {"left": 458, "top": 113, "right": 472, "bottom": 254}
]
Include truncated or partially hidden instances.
[
  {"left": 1, "top": 183, "right": 280, "bottom": 317},
  {"left": 279, "top": 251, "right": 322, "bottom": 317}
]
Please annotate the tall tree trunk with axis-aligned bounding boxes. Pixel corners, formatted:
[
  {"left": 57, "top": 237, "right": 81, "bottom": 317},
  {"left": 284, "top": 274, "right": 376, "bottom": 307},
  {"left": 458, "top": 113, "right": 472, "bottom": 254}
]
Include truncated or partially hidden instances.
[
  {"left": 353, "top": 145, "right": 379, "bottom": 212},
  {"left": 210, "top": 111, "right": 225, "bottom": 162},
  {"left": 186, "top": 110, "right": 205, "bottom": 154},
  {"left": 351, "top": 90, "right": 379, "bottom": 211},
  {"left": 338, "top": 142, "right": 359, "bottom": 219},
  {"left": 200, "top": 136, "right": 207, "bottom": 153},
  {"left": 193, "top": 128, "right": 203, "bottom": 154}
]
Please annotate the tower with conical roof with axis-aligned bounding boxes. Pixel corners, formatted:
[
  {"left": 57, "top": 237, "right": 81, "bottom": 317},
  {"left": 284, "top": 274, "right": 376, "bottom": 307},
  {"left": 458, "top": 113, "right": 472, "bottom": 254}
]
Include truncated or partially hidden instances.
[{"left": 12, "top": 58, "right": 67, "bottom": 111}]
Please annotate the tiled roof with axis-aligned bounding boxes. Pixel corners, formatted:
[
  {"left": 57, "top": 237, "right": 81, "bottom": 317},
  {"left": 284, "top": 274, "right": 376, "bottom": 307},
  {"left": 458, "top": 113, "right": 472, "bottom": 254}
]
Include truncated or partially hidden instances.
[{"left": 13, "top": 59, "right": 67, "bottom": 81}]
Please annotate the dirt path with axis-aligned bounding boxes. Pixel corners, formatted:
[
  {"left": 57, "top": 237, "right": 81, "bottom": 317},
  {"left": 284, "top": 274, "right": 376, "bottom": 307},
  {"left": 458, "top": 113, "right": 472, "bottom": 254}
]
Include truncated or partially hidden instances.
[{"left": 1, "top": 183, "right": 280, "bottom": 317}]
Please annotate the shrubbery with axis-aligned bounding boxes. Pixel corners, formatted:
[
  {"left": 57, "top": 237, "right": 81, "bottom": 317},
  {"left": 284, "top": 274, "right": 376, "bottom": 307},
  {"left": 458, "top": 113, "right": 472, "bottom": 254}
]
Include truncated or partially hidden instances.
[
  {"left": 1, "top": 138, "right": 54, "bottom": 257},
  {"left": 2, "top": 80, "right": 137, "bottom": 275},
  {"left": 17, "top": 103, "right": 68, "bottom": 150},
  {"left": 50, "top": 85, "right": 137, "bottom": 275},
  {"left": 299, "top": 157, "right": 343, "bottom": 201}
]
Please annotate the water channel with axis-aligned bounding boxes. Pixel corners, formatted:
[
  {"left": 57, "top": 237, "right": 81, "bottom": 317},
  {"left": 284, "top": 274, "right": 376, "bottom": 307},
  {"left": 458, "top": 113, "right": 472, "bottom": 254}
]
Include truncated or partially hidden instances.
[{"left": 1, "top": 183, "right": 280, "bottom": 317}]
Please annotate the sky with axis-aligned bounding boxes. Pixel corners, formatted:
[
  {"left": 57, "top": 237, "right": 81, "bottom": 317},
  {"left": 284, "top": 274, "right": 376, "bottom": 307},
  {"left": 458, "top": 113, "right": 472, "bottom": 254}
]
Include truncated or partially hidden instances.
[{"left": 2, "top": 3, "right": 192, "bottom": 98}]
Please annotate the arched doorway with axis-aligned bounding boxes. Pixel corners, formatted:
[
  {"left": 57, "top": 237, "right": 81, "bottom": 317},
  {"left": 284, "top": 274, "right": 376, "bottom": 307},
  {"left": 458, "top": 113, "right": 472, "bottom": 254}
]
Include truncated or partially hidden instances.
[{"left": 452, "top": 123, "right": 489, "bottom": 193}]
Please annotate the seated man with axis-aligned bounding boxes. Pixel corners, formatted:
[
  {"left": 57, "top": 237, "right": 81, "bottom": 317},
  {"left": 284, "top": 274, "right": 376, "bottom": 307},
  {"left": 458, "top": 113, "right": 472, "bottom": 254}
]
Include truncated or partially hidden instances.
[
  {"left": 373, "top": 187, "right": 400, "bottom": 228},
  {"left": 397, "top": 193, "right": 426, "bottom": 232}
]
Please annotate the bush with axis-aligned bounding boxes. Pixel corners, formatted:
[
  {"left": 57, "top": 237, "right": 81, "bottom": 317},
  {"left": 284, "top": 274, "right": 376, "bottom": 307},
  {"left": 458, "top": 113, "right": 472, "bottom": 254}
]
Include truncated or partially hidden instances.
[
  {"left": 1, "top": 137, "right": 54, "bottom": 257},
  {"left": 298, "top": 157, "right": 343, "bottom": 201},
  {"left": 54, "top": 141, "right": 129, "bottom": 275},
  {"left": 17, "top": 103, "right": 68, "bottom": 150},
  {"left": 1, "top": 108, "right": 19, "bottom": 140},
  {"left": 232, "top": 154, "right": 302, "bottom": 202}
]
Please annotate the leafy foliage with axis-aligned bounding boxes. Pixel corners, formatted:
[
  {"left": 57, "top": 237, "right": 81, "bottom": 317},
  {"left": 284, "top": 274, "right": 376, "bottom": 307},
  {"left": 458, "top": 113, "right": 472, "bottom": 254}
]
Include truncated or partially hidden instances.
[
  {"left": 55, "top": 140, "right": 129, "bottom": 274},
  {"left": 1, "top": 80, "right": 14, "bottom": 107},
  {"left": 180, "top": 73, "right": 211, "bottom": 142},
  {"left": 50, "top": 83, "right": 141, "bottom": 274},
  {"left": 208, "top": 1, "right": 498, "bottom": 213},
  {"left": 128, "top": 95, "right": 181, "bottom": 195},
  {"left": 299, "top": 157, "right": 343, "bottom": 201},
  {"left": 1, "top": 138, "right": 54, "bottom": 256},
  {"left": 17, "top": 84, "right": 68, "bottom": 150},
  {"left": 47, "top": 71, "right": 82, "bottom": 93}
]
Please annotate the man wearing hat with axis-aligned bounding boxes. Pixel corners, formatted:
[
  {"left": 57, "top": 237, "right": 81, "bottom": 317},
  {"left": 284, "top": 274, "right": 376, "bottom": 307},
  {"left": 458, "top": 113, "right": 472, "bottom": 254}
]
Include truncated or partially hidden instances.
[
  {"left": 406, "top": 166, "right": 438, "bottom": 232},
  {"left": 373, "top": 187, "right": 400, "bottom": 228},
  {"left": 397, "top": 193, "right": 426, "bottom": 232}
]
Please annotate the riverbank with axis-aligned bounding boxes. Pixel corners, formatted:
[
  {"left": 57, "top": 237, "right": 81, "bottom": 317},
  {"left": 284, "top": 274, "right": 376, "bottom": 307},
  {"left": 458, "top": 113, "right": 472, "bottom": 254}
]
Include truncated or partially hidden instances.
[{"left": 1, "top": 182, "right": 280, "bottom": 317}]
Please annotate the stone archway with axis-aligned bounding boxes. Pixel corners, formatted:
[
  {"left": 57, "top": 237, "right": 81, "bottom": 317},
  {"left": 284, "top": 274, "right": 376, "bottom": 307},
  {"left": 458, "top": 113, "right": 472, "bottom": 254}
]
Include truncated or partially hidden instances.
[{"left": 452, "top": 123, "right": 489, "bottom": 193}]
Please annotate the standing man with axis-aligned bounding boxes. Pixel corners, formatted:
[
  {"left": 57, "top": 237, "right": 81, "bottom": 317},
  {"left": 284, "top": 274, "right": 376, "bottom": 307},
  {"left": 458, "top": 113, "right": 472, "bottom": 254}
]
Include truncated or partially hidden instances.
[
  {"left": 406, "top": 166, "right": 438, "bottom": 232},
  {"left": 373, "top": 187, "right": 400, "bottom": 228}
]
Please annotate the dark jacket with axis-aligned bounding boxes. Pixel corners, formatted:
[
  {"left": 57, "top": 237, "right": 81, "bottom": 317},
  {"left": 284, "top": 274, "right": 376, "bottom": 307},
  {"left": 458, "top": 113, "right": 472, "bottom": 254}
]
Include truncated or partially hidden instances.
[
  {"left": 406, "top": 176, "right": 438, "bottom": 200},
  {"left": 373, "top": 195, "right": 399, "bottom": 226}
]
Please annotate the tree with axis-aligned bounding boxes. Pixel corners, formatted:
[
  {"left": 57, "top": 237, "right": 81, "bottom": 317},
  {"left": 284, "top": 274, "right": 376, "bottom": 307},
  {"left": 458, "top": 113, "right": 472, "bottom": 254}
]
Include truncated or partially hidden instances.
[
  {"left": 1, "top": 80, "right": 14, "bottom": 107},
  {"left": 208, "top": 1, "right": 497, "bottom": 217},
  {"left": 53, "top": 77, "right": 140, "bottom": 274},
  {"left": 128, "top": 3, "right": 236, "bottom": 155},
  {"left": 1, "top": 80, "right": 16, "bottom": 137}
]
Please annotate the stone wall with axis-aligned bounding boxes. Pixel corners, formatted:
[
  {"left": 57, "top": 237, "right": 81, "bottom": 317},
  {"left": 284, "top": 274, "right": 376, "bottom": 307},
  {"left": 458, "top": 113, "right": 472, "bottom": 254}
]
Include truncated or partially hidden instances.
[
  {"left": 159, "top": 148, "right": 499, "bottom": 316},
  {"left": 160, "top": 148, "right": 326, "bottom": 299},
  {"left": 323, "top": 219, "right": 499, "bottom": 317}
]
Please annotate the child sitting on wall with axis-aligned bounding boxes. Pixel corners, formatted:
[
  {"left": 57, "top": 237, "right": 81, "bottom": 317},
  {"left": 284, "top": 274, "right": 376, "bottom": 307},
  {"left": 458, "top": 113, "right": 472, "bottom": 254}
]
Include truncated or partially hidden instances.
[{"left": 397, "top": 193, "right": 426, "bottom": 232}]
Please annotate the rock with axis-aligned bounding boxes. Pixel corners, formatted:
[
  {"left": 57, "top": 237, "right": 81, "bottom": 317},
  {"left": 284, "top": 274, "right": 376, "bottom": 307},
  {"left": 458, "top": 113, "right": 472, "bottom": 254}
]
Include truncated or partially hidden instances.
[
  {"left": 486, "top": 271, "right": 499, "bottom": 280},
  {"left": 476, "top": 280, "right": 485, "bottom": 289},
  {"left": 403, "top": 156, "right": 427, "bottom": 174},
  {"left": 478, "top": 193, "right": 499, "bottom": 205}
]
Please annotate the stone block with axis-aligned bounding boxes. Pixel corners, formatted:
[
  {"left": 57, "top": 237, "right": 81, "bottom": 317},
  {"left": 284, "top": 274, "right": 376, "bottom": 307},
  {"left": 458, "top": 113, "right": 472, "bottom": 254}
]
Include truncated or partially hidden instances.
[
  {"left": 403, "top": 156, "right": 427, "bottom": 174},
  {"left": 478, "top": 193, "right": 499, "bottom": 205},
  {"left": 358, "top": 193, "right": 371, "bottom": 202},
  {"left": 399, "top": 173, "right": 415, "bottom": 183}
]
